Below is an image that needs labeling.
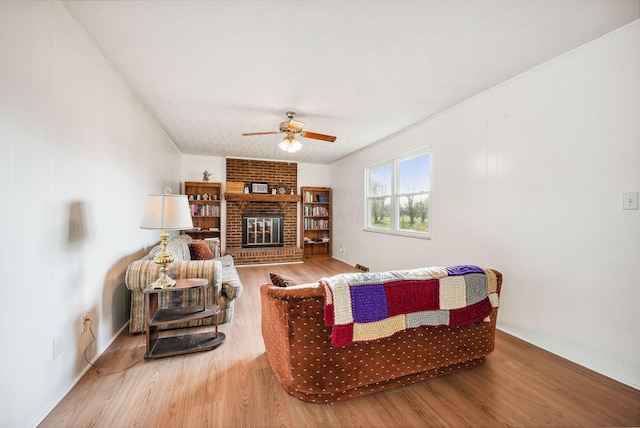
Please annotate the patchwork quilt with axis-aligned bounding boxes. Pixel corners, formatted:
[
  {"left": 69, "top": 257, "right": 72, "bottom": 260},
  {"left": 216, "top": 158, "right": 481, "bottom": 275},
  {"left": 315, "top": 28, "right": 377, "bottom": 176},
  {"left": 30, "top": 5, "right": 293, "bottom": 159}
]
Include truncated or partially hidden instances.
[{"left": 321, "top": 265, "right": 499, "bottom": 346}]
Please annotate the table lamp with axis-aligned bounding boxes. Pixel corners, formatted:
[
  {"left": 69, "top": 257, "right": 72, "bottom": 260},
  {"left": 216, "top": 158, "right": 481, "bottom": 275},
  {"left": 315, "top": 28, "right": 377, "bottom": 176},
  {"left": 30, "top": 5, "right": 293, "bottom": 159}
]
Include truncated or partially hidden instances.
[{"left": 140, "top": 188, "right": 193, "bottom": 288}]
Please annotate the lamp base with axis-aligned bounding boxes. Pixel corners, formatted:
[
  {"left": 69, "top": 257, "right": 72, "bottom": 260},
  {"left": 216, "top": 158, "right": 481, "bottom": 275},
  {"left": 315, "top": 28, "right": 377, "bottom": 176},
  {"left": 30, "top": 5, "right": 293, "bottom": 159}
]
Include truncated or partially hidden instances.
[
  {"left": 151, "top": 230, "right": 176, "bottom": 289},
  {"left": 150, "top": 274, "right": 177, "bottom": 289}
]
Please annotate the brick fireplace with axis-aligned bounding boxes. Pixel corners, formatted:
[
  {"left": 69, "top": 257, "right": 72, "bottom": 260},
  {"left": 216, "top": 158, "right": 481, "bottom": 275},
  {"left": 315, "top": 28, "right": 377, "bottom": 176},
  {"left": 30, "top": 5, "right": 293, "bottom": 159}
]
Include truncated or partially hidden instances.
[{"left": 225, "top": 158, "right": 303, "bottom": 265}]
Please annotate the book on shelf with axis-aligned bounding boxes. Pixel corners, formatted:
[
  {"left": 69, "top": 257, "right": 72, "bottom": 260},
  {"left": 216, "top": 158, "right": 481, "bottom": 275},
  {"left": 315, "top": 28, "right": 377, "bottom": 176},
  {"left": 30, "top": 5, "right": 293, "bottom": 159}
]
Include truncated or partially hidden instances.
[
  {"left": 304, "top": 191, "right": 312, "bottom": 203},
  {"left": 304, "top": 218, "right": 330, "bottom": 230},
  {"left": 303, "top": 205, "right": 329, "bottom": 216},
  {"left": 191, "top": 204, "right": 220, "bottom": 217}
]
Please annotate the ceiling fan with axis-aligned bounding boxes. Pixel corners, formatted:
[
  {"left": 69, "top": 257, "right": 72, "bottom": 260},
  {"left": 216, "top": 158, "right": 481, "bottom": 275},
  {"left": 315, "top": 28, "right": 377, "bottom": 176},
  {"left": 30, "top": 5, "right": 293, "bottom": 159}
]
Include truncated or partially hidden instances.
[{"left": 242, "top": 111, "right": 337, "bottom": 153}]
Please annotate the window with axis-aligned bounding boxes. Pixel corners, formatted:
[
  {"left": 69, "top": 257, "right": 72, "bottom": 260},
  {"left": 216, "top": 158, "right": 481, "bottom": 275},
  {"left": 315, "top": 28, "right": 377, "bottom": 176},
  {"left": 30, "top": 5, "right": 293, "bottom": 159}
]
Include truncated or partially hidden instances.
[{"left": 365, "top": 150, "right": 431, "bottom": 238}]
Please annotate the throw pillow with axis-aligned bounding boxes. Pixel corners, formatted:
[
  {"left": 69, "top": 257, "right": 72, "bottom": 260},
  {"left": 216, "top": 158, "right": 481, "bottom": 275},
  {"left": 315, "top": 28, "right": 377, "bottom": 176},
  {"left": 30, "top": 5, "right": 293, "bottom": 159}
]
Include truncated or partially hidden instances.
[
  {"left": 188, "top": 241, "right": 214, "bottom": 260},
  {"left": 270, "top": 272, "right": 298, "bottom": 287}
]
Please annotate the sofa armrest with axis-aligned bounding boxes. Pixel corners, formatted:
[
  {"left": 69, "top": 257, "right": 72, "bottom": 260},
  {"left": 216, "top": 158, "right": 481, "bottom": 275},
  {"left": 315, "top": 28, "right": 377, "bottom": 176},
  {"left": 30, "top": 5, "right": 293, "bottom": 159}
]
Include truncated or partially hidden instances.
[
  {"left": 260, "top": 283, "right": 295, "bottom": 388},
  {"left": 125, "top": 259, "right": 222, "bottom": 296},
  {"left": 221, "top": 265, "right": 243, "bottom": 300},
  {"left": 125, "top": 260, "right": 160, "bottom": 292}
]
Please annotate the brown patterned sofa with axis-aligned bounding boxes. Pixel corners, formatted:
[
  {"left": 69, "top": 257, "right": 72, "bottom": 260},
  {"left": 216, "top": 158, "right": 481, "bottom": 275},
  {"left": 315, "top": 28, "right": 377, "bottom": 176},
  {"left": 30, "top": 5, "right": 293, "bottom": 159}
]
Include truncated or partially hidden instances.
[
  {"left": 125, "top": 234, "right": 243, "bottom": 333},
  {"left": 261, "top": 267, "right": 502, "bottom": 403}
]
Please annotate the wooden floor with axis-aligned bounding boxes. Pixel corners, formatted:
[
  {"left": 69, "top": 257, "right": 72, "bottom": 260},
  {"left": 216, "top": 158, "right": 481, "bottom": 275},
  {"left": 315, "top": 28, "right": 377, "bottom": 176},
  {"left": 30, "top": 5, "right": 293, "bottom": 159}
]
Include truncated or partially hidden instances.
[{"left": 41, "top": 258, "right": 640, "bottom": 427}]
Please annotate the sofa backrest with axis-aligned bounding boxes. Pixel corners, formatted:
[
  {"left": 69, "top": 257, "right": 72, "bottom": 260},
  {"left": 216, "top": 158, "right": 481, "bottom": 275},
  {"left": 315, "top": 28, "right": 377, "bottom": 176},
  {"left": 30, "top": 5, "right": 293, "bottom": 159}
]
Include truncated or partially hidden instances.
[
  {"left": 145, "top": 233, "right": 193, "bottom": 262},
  {"left": 260, "top": 270, "right": 503, "bottom": 402}
]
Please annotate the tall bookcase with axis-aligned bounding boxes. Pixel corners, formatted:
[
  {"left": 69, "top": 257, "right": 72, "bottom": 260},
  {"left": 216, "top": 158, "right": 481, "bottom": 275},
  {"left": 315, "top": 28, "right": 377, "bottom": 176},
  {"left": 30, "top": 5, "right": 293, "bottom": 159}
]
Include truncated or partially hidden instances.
[
  {"left": 182, "top": 182, "right": 221, "bottom": 240},
  {"left": 300, "top": 187, "right": 331, "bottom": 258}
]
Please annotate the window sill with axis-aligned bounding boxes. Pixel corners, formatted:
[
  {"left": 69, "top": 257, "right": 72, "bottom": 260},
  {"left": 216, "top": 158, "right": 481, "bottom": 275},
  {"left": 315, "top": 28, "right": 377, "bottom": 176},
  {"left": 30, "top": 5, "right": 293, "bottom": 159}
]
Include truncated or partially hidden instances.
[{"left": 363, "top": 227, "right": 431, "bottom": 240}]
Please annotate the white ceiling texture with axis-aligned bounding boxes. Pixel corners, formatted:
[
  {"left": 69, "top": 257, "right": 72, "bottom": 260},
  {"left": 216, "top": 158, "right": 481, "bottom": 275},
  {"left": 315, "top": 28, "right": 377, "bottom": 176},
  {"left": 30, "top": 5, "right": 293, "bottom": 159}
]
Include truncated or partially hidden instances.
[{"left": 63, "top": 0, "right": 639, "bottom": 164}]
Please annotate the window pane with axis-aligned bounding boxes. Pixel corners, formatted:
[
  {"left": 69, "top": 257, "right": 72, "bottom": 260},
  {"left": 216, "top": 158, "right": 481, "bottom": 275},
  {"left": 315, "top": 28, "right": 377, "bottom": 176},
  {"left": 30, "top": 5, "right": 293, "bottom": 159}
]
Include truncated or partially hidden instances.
[
  {"left": 368, "top": 197, "right": 390, "bottom": 229},
  {"left": 365, "top": 150, "right": 430, "bottom": 238},
  {"left": 370, "top": 164, "right": 392, "bottom": 196},
  {"left": 399, "top": 154, "right": 430, "bottom": 194},
  {"left": 398, "top": 194, "right": 429, "bottom": 232}
]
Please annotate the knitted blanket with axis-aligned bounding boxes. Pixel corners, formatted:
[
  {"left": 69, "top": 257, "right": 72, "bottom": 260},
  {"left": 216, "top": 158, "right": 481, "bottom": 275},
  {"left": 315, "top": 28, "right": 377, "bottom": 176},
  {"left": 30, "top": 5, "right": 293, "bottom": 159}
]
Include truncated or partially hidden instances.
[{"left": 321, "top": 265, "right": 499, "bottom": 347}]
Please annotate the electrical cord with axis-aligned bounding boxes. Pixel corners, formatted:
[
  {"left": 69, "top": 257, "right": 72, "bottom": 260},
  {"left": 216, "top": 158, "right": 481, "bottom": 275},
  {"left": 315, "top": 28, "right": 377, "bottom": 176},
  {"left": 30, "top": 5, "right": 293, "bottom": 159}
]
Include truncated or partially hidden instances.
[
  {"left": 82, "top": 319, "right": 100, "bottom": 372},
  {"left": 82, "top": 318, "right": 144, "bottom": 376}
]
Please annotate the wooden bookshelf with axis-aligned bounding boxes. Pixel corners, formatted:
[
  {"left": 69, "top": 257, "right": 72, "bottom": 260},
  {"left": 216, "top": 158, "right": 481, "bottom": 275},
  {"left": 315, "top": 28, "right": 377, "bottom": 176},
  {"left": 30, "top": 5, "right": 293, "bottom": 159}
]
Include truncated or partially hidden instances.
[
  {"left": 182, "top": 181, "right": 221, "bottom": 240},
  {"left": 300, "top": 187, "right": 331, "bottom": 258}
]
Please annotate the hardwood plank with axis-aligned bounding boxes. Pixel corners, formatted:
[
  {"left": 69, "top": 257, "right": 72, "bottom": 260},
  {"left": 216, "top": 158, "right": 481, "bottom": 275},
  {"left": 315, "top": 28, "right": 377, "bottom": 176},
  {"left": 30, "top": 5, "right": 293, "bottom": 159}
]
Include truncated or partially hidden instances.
[{"left": 40, "top": 259, "right": 640, "bottom": 427}]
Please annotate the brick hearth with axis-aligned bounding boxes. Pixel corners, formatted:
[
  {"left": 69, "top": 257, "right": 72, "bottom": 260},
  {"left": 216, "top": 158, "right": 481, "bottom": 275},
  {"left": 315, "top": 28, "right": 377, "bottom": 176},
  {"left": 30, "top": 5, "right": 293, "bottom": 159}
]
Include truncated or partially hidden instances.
[{"left": 226, "top": 246, "right": 303, "bottom": 265}]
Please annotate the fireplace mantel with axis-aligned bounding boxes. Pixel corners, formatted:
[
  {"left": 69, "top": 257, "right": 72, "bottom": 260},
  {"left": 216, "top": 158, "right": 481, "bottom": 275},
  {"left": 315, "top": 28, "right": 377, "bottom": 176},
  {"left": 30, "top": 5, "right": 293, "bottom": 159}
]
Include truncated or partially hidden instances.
[{"left": 225, "top": 193, "right": 300, "bottom": 210}]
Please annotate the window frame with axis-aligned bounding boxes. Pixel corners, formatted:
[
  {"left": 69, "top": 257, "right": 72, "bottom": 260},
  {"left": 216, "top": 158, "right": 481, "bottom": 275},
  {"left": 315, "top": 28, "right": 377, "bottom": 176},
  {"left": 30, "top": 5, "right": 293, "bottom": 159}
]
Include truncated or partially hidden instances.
[{"left": 364, "top": 148, "right": 431, "bottom": 239}]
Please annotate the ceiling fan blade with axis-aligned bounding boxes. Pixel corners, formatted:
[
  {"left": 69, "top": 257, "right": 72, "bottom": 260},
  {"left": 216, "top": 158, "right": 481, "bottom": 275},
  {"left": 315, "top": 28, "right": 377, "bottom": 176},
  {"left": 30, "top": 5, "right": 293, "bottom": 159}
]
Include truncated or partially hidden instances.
[
  {"left": 300, "top": 131, "right": 337, "bottom": 142},
  {"left": 242, "top": 131, "right": 280, "bottom": 136}
]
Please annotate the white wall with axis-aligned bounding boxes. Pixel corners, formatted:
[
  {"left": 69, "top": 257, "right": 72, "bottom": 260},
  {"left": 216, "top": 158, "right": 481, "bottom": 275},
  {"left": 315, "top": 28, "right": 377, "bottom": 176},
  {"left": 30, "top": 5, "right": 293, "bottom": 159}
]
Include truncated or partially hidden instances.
[
  {"left": 0, "top": 2, "right": 183, "bottom": 427},
  {"left": 181, "top": 154, "right": 226, "bottom": 185},
  {"left": 331, "top": 21, "right": 640, "bottom": 389},
  {"left": 180, "top": 154, "right": 331, "bottom": 189},
  {"left": 298, "top": 162, "right": 331, "bottom": 188}
]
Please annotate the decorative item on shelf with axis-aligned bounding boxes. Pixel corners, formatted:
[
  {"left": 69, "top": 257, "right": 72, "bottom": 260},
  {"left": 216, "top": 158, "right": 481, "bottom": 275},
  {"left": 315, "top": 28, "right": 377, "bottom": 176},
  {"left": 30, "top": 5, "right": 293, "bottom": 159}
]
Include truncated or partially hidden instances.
[
  {"left": 140, "top": 188, "right": 193, "bottom": 289},
  {"left": 202, "top": 193, "right": 209, "bottom": 200},
  {"left": 271, "top": 188, "right": 277, "bottom": 195},
  {"left": 277, "top": 184, "right": 287, "bottom": 195},
  {"left": 226, "top": 181, "right": 244, "bottom": 193},
  {"left": 244, "top": 186, "right": 249, "bottom": 194},
  {"left": 202, "top": 170, "right": 211, "bottom": 182},
  {"left": 251, "top": 182, "right": 269, "bottom": 194}
]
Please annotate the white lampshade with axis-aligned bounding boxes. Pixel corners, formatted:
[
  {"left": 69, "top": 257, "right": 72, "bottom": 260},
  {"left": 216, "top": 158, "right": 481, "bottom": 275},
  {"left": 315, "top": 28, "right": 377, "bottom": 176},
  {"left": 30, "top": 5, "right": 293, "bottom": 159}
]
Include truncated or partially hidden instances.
[
  {"left": 140, "top": 191, "right": 193, "bottom": 230},
  {"left": 279, "top": 136, "right": 302, "bottom": 153}
]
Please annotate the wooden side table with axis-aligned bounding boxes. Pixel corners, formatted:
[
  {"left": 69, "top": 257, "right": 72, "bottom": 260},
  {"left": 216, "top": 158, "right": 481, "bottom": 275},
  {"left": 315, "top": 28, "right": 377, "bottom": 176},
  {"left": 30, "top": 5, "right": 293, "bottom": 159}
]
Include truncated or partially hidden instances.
[{"left": 144, "top": 278, "right": 225, "bottom": 359}]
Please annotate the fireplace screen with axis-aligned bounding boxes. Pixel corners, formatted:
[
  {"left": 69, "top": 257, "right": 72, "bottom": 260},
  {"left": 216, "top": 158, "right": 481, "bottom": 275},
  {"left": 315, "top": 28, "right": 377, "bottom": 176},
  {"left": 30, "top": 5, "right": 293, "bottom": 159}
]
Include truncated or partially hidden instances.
[{"left": 242, "top": 214, "right": 284, "bottom": 248}]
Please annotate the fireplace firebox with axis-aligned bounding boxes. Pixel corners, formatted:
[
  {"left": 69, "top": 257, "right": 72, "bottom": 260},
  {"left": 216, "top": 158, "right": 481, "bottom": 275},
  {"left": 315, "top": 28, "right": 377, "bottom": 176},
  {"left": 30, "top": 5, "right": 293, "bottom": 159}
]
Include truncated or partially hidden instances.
[{"left": 242, "top": 214, "right": 284, "bottom": 248}]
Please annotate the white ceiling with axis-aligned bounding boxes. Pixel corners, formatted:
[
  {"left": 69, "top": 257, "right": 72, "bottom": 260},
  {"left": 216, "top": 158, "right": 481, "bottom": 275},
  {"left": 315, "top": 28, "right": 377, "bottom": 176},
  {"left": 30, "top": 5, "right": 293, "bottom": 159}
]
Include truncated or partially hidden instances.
[{"left": 63, "top": 0, "right": 639, "bottom": 164}]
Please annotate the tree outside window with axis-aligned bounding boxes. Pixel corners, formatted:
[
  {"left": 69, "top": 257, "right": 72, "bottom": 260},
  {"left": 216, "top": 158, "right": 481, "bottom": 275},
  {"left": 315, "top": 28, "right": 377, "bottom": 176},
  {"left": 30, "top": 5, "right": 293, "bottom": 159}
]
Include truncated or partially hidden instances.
[
  {"left": 366, "top": 151, "right": 431, "bottom": 237},
  {"left": 368, "top": 164, "right": 391, "bottom": 229}
]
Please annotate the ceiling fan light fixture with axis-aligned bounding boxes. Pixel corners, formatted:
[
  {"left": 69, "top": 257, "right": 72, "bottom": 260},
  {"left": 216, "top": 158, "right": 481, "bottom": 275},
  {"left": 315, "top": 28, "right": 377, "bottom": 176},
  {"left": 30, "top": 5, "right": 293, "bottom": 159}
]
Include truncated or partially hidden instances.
[
  {"left": 243, "top": 111, "right": 336, "bottom": 150},
  {"left": 279, "top": 136, "right": 302, "bottom": 153}
]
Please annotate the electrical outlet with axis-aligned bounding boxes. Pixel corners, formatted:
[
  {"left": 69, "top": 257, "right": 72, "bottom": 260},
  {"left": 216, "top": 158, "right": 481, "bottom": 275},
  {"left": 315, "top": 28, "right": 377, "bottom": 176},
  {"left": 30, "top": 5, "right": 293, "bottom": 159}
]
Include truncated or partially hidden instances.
[
  {"left": 81, "top": 314, "right": 89, "bottom": 334},
  {"left": 623, "top": 192, "right": 638, "bottom": 210}
]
